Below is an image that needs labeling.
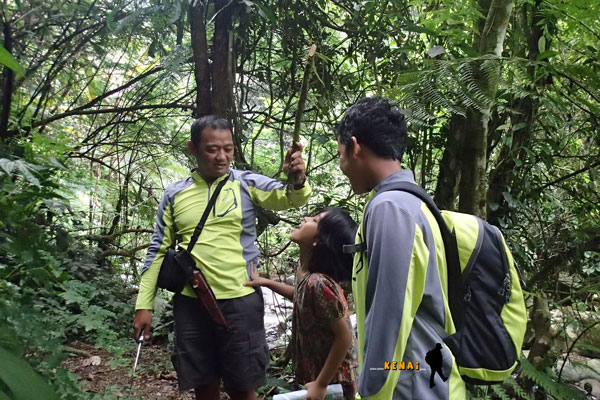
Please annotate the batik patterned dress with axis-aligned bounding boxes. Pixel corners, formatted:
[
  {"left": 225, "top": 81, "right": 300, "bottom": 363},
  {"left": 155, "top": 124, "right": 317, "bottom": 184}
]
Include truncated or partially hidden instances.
[{"left": 292, "top": 272, "right": 357, "bottom": 395}]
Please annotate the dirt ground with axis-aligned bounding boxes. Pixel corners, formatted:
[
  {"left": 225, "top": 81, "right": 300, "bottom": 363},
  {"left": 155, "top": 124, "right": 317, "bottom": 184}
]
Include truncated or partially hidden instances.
[
  {"left": 62, "top": 341, "right": 290, "bottom": 399},
  {"left": 62, "top": 342, "right": 219, "bottom": 399}
]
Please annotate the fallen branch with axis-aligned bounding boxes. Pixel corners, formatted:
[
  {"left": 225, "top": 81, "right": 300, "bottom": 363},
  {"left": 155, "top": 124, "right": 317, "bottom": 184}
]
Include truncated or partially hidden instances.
[{"left": 63, "top": 345, "right": 93, "bottom": 358}]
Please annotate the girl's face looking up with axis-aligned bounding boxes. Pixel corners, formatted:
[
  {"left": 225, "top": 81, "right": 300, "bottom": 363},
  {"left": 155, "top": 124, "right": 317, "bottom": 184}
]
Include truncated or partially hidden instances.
[{"left": 290, "top": 212, "right": 327, "bottom": 246}]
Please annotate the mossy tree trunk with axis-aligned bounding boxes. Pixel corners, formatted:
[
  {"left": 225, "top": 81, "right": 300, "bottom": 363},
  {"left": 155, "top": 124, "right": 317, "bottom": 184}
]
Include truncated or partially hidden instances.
[{"left": 458, "top": 0, "right": 514, "bottom": 218}]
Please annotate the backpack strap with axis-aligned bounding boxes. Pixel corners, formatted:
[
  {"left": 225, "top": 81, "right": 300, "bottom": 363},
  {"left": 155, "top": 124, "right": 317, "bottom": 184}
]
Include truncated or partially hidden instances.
[
  {"left": 390, "top": 182, "right": 465, "bottom": 330},
  {"left": 342, "top": 242, "right": 367, "bottom": 253},
  {"left": 343, "top": 181, "right": 465, "bottom": 329}
]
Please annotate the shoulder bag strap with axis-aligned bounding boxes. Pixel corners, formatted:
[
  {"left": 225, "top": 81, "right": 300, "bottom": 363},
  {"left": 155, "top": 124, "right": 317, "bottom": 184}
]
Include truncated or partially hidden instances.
[{"left": 186, "top": 173, "right": 230, "bottom": 253}]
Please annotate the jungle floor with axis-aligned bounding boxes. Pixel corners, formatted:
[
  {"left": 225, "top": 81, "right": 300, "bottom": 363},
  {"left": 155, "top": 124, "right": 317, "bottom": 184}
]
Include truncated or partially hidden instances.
[
  {"left": 62, "top": 341, "right": 289, "bottom": 399},
  {"left": 63, "top": 341, "right": 208, "bottom": 399}
]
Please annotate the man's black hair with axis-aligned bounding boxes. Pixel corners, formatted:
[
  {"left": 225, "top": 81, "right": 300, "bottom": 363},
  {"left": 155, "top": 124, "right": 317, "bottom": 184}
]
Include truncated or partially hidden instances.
[
  {"left": 190, "top": 115, "right": 233, "bottom": 146},
  {"left": 307, "top": 207, "right": 357, "bottom": 283},
  {"left": 337, "top": 96, "right": 407, "bottom": 161}
]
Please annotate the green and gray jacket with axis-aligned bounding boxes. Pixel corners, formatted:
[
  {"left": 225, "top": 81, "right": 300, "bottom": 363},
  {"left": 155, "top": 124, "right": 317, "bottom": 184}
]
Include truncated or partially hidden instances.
[
  {"left": 352, "top": 170, "right": 466, "bottom": 399},
  {"left": 135, "top": 168, "right": 311, "bottom": 310}
]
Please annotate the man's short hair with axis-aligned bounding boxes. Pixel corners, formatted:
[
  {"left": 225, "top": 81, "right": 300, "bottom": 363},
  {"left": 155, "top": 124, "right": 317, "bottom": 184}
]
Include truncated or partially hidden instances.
[
  {"left": 190, "top": 115, "right": 233, "bottom": 146},
  {"left": 337, "top": 97, "right": 407, "bottom": 161}
]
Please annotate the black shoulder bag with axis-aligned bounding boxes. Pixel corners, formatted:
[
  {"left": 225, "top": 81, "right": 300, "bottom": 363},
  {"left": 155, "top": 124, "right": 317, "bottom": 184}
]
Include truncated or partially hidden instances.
[{"left": 157, "top": 175, "right": 229, "bottom": 293}]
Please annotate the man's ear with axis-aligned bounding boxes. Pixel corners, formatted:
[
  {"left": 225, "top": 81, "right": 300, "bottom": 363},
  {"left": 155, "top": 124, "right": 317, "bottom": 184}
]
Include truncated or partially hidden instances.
[
  {"left": 187, "top": 141, "right": 197, "bottom": 156},
  {"left": 350, "top": 136, "right": 361, "bottom": 159}
]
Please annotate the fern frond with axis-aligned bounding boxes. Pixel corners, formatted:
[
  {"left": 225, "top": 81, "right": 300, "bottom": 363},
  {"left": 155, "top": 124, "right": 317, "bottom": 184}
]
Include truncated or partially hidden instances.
[
  {"left": 506, "top": 377, "right": 529, "bottom": 400},
  {"left": 519, "top": 357, "right": 586, "bottom": 400},
  {"left": 389, "top": 56, "right": 519, "bottom": 128},
  {"left": 492, "top": 384, "right": 513, "bottom": 400},
  {"left": 467, "top": 385, "right": 494, "bottom": 400}
]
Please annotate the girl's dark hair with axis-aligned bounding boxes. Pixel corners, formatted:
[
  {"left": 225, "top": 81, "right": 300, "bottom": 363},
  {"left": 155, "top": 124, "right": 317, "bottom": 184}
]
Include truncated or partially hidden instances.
[{"left": 307, "top": 207, "right": 357, "bottom": 283}]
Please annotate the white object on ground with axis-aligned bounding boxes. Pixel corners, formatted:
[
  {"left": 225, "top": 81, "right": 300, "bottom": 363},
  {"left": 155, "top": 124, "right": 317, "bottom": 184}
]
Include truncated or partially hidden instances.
[{"left": 273, "top": 383, "right": 344, "bottom": 400}]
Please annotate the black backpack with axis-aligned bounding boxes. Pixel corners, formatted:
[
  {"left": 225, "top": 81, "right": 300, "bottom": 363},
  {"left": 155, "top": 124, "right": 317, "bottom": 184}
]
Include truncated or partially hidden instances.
[{"left": 384, "top": 182, "right": 527, "bottom": 384}]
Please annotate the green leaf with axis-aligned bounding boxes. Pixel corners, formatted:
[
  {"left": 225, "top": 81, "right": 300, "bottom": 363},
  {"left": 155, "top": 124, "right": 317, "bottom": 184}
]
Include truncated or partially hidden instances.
[
  {"left": 88, "top": 79, "right": 103, "bottom": 99},
  {"left": 519, "top": 357, "right": 586, "bottom": 400},
  {"left": 458, "top": 43, "right": 479, "bottom": 57},
  {"left": 502, "top": 191, "right": 517, "bottom": 207},
  {"left": 47, "top": 157, "right": 66, "bottom": 169},
  {"left": 316, "top": 135, "right": 328, "bottom": 144},
  {"left": 149, "top": 39, "right": 158, "bottom": 58},
  {"left": 16, "top": 161, "right": 40, "bottom": 187},
  {"left": 490, "top": 384, "right": 512, "bottom": 400},
  {"left": 0, "top": 346, "right": 60, "bottom": 400},
  {"left": 242, "top": 0, "right": 276, "bottom": 23},
  {"left": 538, "top": 36, "right": 546, "bottom": 53},
  {"left": 404, "top": 23, "right": 438, "bottom": 36},
  {"left": 106, "top": 8, "right": 119, "bottom": 31},
  {"left": 168, "top": 0, "right": 182, "bottom": 24},
  {"left": 0, "top": 159, "right": 43, "bottom": 186},
  {"left": 394, "top": 72, "right": 421, "bottom": 85},
  {"left": 537, "top": 50, "right": 558, "bottom": 61},
  {"left": 513, "top": 122, "right": 527, "bottom": 131},
  {"left": 314, "top": 51, "right": 332, "bottom": 62},
  {"left": 255, "top": 2, "right": 276, "bottom": 23},
  {"left": 0, "top": 158, "right": 16, "bottom": 175},
  {"left": 0, "top": 44, "right": 25, "bottom": 77}
]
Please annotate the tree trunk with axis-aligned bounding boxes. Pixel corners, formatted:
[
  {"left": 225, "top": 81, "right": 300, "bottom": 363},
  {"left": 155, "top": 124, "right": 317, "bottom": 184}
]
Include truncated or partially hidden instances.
[
  {"left": 0, "top": 23, "right": 15, "bottom": 140},
  {"left": 189, "top": 1, "right": 212, "bottom": 117},
  {"left": 486, "top": 0, "right": 547, "bottom": 225},
  {"left": 211, "top": 0, "right": 234, "bottom": 117},
  {"left": 434, "top": 114, "right": 466, "bottom": 211},
  {"left": 458, "top": 0, "right": 514, "bottom": 217},
  {"left": 458, "top": 108, "right": 490, "bottom": 216}
]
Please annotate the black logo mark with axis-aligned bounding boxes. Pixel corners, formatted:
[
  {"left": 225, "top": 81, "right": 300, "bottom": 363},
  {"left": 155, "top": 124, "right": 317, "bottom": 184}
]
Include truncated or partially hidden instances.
[{"left": 425, "top": 343, "right": 448, "bottom": 389}]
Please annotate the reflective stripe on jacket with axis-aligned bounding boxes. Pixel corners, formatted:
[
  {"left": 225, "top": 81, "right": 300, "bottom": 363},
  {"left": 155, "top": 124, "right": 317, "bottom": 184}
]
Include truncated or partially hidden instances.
[
  {"left": 135, "top": 168, "right": 311, "bottom": 310},
  {"left": 352, "top": 170, "right": 466, "bottom": 399}
]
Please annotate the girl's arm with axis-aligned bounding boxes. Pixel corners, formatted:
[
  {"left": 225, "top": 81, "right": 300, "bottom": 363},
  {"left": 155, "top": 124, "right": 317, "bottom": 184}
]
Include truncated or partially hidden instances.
[
  {"left": 305, "top": 317, "right": 352, "bottom": 400},
  {"left": 243, "top": 263, "right": 295, "bottom": 300}
]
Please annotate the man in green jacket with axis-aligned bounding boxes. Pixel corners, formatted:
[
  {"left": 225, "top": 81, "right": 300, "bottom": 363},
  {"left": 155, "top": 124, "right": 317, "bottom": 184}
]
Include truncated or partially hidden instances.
[
  {"left": 337, "top": 97, "right": 466, "bottom": 399},
  {"left": 133, "top": 115, "right": 311, "bottom": 400}
]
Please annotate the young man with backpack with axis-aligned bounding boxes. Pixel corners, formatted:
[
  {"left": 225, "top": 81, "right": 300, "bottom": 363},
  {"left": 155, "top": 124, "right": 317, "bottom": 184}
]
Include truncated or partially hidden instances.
[
  {"left": 337, "top": 97, "right": 527, "bottom": 399},
  {"left": 337, "top": 97, "right": 465, "bottom": 399}
]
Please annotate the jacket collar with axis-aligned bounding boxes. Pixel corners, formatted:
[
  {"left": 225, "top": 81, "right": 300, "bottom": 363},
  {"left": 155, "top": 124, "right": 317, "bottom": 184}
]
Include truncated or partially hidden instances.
[
  {"left": 365, "top": 170, "right": 416, "bottom": 202},
  {"left": 191, "top": 168, "right": 230, "bottom": 186}
]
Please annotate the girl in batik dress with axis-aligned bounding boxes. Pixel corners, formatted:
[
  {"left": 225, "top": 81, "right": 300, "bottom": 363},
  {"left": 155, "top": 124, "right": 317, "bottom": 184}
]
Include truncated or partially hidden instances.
[{"left": 244, "top": 207, "right": 357, "bottom": 400}]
